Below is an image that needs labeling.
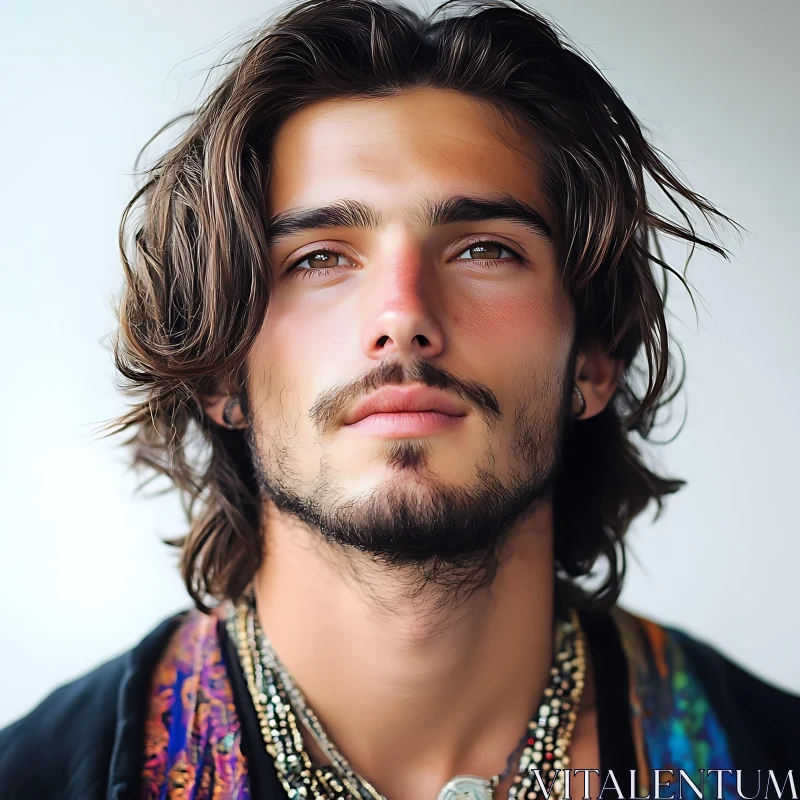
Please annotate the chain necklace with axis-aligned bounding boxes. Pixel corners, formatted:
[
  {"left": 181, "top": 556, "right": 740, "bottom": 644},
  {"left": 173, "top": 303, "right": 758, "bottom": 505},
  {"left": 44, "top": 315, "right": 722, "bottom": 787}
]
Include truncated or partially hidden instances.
[{"left": 227, "top": 595, "right": 586, "bottom": 800}]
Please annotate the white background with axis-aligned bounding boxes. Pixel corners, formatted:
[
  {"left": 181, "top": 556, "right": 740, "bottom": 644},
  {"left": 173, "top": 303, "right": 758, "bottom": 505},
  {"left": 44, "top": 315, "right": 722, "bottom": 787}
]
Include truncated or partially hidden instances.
[{"left": 1, "top": 0, "right": 798, "bottom": 727}]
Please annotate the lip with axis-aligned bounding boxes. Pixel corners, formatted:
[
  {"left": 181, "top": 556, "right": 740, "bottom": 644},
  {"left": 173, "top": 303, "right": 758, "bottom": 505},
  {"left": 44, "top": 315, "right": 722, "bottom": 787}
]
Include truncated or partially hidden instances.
[
  {"left": 343, "top": 385, "right": 468, "bottom": 431},
  {"left": 346, "top": 410, "right": 466, "bottom": 437}
]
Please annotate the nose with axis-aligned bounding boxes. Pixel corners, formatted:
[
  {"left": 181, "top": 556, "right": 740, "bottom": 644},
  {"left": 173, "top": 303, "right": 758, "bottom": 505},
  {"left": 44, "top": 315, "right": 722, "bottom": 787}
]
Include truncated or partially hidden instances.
[{"left": 360, "top": 250, "right": 445, "bottom": 361}]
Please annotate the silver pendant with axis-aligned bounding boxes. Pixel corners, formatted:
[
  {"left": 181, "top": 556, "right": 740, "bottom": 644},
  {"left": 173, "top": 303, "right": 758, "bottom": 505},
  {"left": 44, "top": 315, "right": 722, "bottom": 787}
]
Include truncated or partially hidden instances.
[{"left": 436, "top": 775, "right": 494, "bottom": 800}]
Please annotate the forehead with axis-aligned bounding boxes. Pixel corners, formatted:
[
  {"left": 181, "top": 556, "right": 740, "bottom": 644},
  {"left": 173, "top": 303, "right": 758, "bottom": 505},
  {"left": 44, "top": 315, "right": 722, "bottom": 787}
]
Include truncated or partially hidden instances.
[{"left": 266, "top": 87, "right": 551, "bottom": 228}]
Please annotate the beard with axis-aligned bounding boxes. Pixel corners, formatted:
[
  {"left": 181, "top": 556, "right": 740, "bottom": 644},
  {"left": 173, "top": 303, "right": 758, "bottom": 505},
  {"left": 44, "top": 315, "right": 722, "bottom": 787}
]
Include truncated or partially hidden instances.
[{"left": 245, "top": 356, "right": 574, "bottom": 601}]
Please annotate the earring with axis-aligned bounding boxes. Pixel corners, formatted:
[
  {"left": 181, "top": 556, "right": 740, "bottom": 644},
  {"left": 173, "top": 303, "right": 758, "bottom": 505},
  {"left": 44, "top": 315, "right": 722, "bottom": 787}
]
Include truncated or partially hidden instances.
[
  {"left": 573, "top": 384, "right": 586, "bottom": 418},
  {"left": 222, "top": 396, "right": 242, "bottom": 430}
]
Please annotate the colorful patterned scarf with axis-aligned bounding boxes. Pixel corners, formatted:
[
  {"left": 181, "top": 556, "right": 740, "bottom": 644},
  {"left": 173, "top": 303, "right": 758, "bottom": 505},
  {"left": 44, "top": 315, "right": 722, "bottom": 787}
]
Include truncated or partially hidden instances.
[
  {"left": 140, "top": 605, "right": 249, "bottom": 799},
  {"left": 140, "top": 604, "right": 736, "bottom": 799}
]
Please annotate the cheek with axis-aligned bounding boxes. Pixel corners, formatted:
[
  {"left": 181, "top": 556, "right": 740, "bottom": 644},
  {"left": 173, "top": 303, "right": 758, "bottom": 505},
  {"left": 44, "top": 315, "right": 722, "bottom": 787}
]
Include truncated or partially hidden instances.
[
  {"left": 247, "top": 301, "right": 352, "bottom": 411},
  {"left": 453, "top": 284, "right": 573, "bottom": 366}
]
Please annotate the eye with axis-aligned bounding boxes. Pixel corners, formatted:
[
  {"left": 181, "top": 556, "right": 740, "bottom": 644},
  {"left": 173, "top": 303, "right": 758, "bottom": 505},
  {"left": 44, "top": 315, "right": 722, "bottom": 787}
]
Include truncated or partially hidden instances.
[
  {"left": 454, "top": 240, "right": 521, "bottom": 262},
  {"left": 286, "top": 249, "right": 355, "bottom": 279}
]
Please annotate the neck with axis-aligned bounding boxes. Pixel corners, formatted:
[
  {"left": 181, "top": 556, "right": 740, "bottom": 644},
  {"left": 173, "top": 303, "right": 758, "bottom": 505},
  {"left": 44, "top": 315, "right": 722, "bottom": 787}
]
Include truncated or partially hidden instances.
[{"left": 253, "top": 500, "right": 558, "bottom": 799}]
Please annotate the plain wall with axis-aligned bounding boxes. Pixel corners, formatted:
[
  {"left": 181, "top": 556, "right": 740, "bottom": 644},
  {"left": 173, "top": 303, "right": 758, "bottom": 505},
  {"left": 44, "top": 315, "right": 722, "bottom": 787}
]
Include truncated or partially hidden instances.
[{"left": 1, "top": 0, "right": 798, "bottom": 727}]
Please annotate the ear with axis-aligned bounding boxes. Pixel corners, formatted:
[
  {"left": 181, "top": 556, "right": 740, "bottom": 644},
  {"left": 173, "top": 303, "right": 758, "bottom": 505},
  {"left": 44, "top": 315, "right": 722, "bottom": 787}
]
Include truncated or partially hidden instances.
[
  {"left": 197, "top": 380, "right": 249, "bottom": 430},
  {"left": 572, "top": 340, "right": 623, "bottom": 419}
]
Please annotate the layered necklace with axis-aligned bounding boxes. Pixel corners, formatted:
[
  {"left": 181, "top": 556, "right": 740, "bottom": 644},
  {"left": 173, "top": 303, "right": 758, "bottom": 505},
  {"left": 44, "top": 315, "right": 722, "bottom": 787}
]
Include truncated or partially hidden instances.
[{"left": 227, "top": 593, "right": 586, "bottom": 800}]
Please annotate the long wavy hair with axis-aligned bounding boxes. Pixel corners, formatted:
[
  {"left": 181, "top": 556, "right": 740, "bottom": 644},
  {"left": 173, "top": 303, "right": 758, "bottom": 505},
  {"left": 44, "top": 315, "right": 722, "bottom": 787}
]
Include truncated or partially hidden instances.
[{"left": 109, "top": 0, "right": 739, "bottom": 612}]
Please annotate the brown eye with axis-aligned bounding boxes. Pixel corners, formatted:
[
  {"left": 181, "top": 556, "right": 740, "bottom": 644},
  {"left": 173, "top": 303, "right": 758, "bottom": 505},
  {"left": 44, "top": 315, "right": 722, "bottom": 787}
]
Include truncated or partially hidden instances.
[
  {"left": 293, "top": 250, "right": 344, "bottom": 271},
  {"left": 470, "top": 243, "right": 501, "bottom": 259},
  {"left": 455, "top": 240, "right": 519, "bottom": 261}
]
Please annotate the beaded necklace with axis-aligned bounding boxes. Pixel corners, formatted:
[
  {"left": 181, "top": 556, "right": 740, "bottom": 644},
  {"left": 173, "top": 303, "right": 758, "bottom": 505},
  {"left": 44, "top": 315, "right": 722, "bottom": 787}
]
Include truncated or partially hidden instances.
[{"left": 227, "top": 596, "right": 585, "bottom": 800}]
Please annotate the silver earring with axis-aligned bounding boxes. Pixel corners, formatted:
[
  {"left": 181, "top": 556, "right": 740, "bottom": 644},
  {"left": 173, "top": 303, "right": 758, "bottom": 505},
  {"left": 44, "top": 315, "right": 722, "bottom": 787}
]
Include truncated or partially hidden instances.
[
  {"left": 573, "top": 384, "right": 586, "bottom": 418},
  {"left": 222, "top": 396, "right": 241, "bottom": 430}
]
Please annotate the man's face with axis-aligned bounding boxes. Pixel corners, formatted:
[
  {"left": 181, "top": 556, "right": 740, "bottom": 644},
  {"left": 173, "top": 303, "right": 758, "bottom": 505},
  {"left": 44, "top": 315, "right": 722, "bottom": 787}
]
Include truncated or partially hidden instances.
[{"left": 245, "top": 87, "right": 575, "bottom": 572}]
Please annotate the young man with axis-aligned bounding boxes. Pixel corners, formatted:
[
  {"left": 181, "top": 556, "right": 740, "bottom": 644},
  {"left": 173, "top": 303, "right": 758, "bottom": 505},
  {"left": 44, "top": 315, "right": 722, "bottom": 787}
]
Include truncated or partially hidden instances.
[{"left": 1, "top": 0, "right": 796, "bottom": 798}]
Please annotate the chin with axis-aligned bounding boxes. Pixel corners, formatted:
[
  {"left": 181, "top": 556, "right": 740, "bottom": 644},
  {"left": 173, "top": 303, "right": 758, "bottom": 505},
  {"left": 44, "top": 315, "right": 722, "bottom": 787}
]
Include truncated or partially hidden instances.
[{"left": 365, "top": 464, "right": 479, "bottom": 505}]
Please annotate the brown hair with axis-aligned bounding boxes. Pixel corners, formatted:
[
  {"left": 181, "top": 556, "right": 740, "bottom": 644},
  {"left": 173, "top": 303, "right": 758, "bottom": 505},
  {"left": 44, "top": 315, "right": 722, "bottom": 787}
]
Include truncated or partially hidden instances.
[{"left": 110, "top": 0, "right": 740, "bottom": 612}]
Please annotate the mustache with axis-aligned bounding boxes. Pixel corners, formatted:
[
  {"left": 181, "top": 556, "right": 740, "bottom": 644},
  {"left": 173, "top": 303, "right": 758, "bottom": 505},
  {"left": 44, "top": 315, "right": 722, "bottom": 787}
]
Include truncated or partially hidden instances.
[{"left": 309, "top": 357, "right": 502, "bottom": 435}]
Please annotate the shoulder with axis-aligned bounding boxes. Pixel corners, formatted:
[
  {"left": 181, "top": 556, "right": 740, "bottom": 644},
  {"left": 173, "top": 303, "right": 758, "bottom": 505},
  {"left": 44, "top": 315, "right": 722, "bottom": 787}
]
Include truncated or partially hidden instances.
[
  {"left": 0, "top": 611, "right": 190, "bottom": 800},
  {"left": 609, "top": 605, "right": 800, "bottom": 767}
]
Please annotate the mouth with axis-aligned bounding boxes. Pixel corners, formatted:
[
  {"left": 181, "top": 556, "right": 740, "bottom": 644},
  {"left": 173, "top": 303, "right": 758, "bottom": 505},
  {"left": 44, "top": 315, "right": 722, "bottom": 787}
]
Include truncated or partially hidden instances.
[{"left": 342, "top": 384, "right": 469, "bottom": 438}]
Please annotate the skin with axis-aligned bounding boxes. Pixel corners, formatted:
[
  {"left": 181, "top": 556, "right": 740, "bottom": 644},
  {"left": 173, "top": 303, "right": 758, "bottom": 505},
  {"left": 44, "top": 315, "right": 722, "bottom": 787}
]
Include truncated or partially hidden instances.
[{"left": 203, "top": 87, "right": 622, "bottom": 799}]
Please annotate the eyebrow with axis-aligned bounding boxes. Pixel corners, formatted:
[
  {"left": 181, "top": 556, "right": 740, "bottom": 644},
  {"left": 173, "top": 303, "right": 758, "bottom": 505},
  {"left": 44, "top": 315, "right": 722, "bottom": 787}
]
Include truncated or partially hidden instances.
[{"left": 266, "top": 194, "right": 552, "bottom": 247}]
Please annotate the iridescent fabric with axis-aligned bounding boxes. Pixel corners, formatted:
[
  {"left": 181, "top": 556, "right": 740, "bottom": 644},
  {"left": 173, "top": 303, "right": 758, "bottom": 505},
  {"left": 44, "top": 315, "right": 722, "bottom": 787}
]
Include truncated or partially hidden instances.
[
  {"left": 140, "top": 604, "right": 250, "bottom": 800},
  {"left": 141, "top": 603, "right": 736, "bottom": 799},
  {"left": 612, "top": 607, "right": 737, "bottom": 798}
]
